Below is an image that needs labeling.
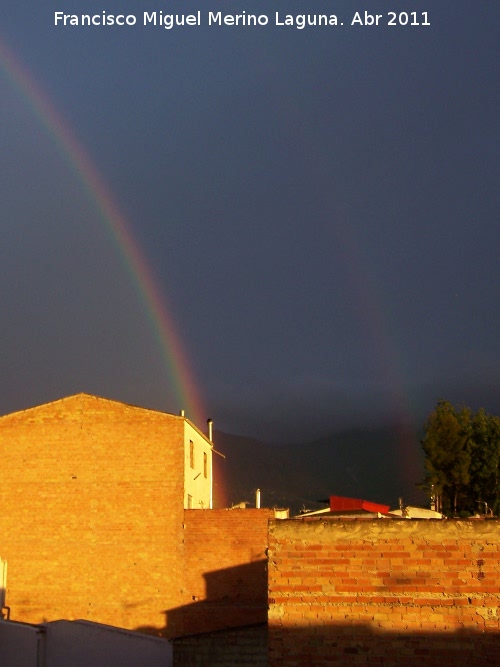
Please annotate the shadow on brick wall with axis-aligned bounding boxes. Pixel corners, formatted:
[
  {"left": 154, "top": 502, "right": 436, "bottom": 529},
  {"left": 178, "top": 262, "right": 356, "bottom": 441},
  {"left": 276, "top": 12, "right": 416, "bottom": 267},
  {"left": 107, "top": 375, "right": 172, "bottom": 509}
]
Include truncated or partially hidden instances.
[
  {"left": 135, "top": 560, "right": 268, "bottom": 639},
  {"left": 268, "top": 622, "right": 500, "bottom": 667},
  {"left": 172, "top": 623, "right": 268, "bottom": 667}
]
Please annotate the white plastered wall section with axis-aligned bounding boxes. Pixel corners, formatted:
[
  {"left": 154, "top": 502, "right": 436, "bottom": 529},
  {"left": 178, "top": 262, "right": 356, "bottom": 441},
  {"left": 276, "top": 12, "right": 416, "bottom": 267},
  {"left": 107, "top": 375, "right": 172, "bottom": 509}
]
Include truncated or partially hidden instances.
[{"left": 183, "top": 421, "right": 213, "bottom": 509}]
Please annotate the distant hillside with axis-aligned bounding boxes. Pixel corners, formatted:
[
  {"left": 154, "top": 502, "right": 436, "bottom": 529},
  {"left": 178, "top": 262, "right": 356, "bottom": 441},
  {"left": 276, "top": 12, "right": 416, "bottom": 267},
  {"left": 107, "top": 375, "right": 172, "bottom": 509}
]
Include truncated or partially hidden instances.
[{"left": 212, "top": 424, "right": 426, "bottom": 515}]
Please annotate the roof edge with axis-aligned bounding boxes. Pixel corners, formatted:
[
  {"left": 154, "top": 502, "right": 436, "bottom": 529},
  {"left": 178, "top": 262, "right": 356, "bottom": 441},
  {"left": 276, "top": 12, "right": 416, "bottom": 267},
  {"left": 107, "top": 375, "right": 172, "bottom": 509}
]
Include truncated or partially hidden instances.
[{"left": 0, "top": 393, "right": 205, "bottom": 433}]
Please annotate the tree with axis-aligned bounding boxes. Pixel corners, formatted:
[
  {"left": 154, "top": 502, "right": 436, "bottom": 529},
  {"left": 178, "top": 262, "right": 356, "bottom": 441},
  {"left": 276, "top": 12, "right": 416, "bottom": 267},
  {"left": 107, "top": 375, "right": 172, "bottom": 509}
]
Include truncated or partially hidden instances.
[
  {"left": 464, "top": 410, "right": 500, "bottom": 515},
  {"left": 421, "top": 402, "right": 500, "bottom": 516},
  {"left": 420, "top": 401, "right": 471, "bottom": 516}
]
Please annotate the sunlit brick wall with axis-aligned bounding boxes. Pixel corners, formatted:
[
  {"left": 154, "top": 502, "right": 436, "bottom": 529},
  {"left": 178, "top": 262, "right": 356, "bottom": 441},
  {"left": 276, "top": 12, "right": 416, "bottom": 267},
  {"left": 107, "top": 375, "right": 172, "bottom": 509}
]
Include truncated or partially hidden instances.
[
  {"left": 0, "top": 394, "right": 186, "bottom": 634},
  {"left": 268, "top": 519, "right": 500, "bottom": 666},
  {"left": 170, "top": 508, "right": 273, "bottom": 637}
]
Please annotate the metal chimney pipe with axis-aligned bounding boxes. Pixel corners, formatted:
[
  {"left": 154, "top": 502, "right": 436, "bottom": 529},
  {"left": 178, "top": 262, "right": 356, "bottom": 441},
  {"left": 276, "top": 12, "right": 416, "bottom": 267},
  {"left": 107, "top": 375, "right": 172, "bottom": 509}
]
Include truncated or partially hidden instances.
[
  {"left": 180, "top": 409, "right": 185, "bottom": 417},
  {"left": 207, "top": 418, "right": 213, "bottom": 442},
  {"left": 256, "top": 488, "right": 261, "bottom": 509}
]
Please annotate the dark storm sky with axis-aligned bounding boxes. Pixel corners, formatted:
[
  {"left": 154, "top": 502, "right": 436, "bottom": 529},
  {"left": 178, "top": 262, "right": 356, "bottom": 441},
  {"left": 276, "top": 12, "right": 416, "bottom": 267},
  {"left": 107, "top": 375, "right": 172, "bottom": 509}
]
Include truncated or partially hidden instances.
[{"left": 1, "top": 1, "right": 498, "bottom": 442}]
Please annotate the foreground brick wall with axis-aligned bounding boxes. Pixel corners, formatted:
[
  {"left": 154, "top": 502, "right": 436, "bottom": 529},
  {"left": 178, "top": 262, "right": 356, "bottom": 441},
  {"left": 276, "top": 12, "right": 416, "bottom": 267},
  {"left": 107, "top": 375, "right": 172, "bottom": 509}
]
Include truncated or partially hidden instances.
[
  {"left": 268, "top": 519, "right": 500, "bottom": 666},
  {"left": 169, "top": 509, "right": 273, "bottom": 637},
  {"left": 173, "top": 624, "right": 267, "bottom": 667},
  {"left": 0, "top": 394, "right": 186, "bottom": 633}
]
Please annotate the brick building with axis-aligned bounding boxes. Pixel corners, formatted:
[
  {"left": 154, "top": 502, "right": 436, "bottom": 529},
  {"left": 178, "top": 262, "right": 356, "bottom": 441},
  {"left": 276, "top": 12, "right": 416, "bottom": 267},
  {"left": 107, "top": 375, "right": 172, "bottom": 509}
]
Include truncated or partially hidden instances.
[{"left": 0, "top": 393, "right": 271, "bottom": 641}]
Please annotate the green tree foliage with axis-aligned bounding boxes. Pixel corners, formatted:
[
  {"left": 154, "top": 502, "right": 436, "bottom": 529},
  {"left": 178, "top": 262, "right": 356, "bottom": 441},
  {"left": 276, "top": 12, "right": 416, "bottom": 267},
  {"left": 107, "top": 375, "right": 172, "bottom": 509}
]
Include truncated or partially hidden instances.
[
  {"left": 421, "top": 401, "right": 471, "bottom": 515},
  {"left": 465, "top": 410, "right": 500, "bottom": 516},
  {"left": 421, "top": 401, "right": 500, "bottom": 516}
]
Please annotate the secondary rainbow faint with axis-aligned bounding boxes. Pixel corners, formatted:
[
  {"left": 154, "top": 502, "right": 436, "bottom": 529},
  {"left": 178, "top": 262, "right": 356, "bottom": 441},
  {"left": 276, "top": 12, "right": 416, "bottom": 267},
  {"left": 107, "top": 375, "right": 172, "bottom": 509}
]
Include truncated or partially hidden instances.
[{"left": 0, "top": 37, "right": 206, "bottom": 428}]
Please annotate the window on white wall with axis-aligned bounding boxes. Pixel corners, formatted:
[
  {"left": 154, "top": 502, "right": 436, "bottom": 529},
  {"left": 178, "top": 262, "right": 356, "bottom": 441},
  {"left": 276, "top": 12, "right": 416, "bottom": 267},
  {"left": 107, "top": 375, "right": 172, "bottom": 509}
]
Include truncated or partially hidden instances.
[
  {"left": 189, "top": 440, "right": 194, "bottom": 468},
  {"left": 203, "top": 452, "right": 208, "bottom": 478}
]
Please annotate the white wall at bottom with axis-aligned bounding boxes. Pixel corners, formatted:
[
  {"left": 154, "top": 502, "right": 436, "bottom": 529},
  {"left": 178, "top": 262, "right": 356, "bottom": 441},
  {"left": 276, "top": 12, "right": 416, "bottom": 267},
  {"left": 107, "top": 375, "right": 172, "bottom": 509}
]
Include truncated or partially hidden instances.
[{"left": 0, "top": 619, "right": 172, "bottom": 667}]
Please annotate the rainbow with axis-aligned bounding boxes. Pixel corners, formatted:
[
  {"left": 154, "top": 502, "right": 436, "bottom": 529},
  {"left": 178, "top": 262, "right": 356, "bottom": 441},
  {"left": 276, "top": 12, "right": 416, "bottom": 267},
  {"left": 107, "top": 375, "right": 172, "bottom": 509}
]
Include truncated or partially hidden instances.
[{"left": 0, "top": 38, "right": 206, "bottom": 427}]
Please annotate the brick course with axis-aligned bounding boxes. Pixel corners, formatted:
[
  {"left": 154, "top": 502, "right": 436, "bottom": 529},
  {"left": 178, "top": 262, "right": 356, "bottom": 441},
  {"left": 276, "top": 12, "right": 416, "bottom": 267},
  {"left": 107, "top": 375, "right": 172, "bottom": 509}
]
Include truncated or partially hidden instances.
[{"left": 268, "top": 519, "right": 500, "bottom": 666}]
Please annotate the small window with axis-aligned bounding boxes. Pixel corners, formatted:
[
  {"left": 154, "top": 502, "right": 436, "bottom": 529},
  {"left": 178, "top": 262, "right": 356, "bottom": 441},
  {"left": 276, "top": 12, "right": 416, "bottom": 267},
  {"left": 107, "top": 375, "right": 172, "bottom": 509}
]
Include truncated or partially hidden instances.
[
  {"left": 189, "top": 440, "right": 194, "bottom": 468},
  {"left": 187, "top": 494, "right": 193, "bottom": 509},
  {"left": 203, "top": 452, "right": 208, "bottom": 478}
]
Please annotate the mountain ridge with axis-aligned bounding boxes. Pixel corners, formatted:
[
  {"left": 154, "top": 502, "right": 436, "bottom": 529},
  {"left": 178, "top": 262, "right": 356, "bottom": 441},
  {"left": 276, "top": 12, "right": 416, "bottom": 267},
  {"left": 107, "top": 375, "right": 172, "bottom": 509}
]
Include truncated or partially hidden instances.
[{"left": 212, "top": 423, "right": 426, "bottom": 516}]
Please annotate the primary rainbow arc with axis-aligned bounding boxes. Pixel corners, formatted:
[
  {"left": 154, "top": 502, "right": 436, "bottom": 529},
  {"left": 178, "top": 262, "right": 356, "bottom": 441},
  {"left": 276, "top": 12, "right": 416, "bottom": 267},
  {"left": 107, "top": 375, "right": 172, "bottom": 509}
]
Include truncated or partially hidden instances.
[{"left": 0, "top": 38, "right": 205, "bottom": 428}]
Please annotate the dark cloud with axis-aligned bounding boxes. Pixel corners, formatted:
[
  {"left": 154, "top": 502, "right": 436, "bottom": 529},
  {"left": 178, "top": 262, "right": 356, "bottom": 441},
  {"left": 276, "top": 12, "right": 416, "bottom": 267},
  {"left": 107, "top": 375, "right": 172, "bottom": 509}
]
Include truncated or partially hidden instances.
[{"left": 1, "top": 1, "right": 498, "bottom": 448}]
